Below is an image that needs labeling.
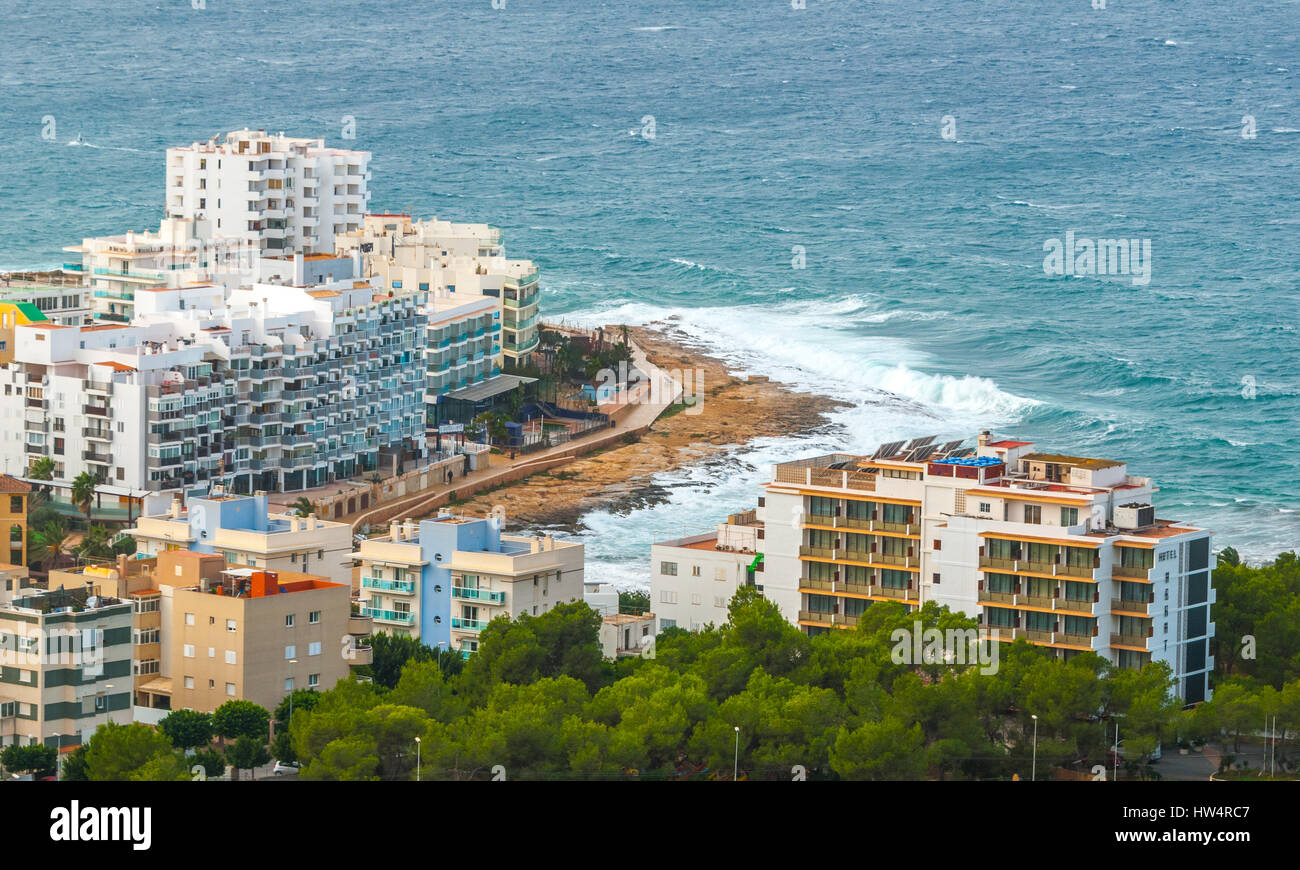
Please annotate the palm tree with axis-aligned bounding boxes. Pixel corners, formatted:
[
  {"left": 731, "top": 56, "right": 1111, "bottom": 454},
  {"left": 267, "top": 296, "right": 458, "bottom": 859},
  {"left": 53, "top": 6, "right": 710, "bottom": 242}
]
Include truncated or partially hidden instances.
[
  {"left": 290, "top": 497, "right": 315, "bottom": 518},
  {"left": 76, "top": 525, "right": 116, "bottom": 561},
  {"left": 28, "top": 457, "right": 55, "bottom": 481},
  {"left": 70, "top": 471, "right": 98, "bottom": 526},
  {"left": 29, "top": 519, "right": 70, "bottom": 573}
]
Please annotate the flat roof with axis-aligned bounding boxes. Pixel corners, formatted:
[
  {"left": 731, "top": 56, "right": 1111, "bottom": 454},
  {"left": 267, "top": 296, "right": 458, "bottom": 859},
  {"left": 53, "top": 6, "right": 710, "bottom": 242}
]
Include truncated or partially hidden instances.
[
  {"left": 444, "top": 373, "right": 536, "bottom": 403},
  {"left": 1021, "top": 452, "right": 1125, "bottom": 470}
]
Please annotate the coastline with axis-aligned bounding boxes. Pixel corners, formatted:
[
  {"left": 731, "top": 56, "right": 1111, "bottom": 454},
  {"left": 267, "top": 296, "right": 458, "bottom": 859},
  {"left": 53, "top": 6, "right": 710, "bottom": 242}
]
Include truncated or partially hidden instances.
[{"left": 446, "top": 324, "right": 848, "bottom": 529}]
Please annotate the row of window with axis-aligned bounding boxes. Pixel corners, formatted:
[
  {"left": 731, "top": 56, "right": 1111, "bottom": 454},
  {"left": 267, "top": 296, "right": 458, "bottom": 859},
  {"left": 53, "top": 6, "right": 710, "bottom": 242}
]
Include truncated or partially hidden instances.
[{"left": 183, "top": 610, "right": 322, "bottom": 630}]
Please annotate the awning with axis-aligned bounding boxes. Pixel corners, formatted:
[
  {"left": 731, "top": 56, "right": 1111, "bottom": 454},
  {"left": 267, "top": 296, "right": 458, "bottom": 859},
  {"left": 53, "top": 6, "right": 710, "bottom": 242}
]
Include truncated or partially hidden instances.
[{"left": 443, "top": 373, "right": 536, "bottom": 403}]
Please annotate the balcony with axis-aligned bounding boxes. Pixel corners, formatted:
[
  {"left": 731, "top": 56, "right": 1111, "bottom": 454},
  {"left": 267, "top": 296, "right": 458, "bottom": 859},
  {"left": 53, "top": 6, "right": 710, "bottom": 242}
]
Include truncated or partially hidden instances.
[
  {"left": 452, "top": 617, "right": 489, "bottom": 632},
  {"left": 451, "top": 586, "right": 505, "bottom": 604},
  {"left": 348, "top": 645, "right": 373, "bottom": 667},
  {"left": 979, "top": 556, "right": 1094, "bottom": 579},
  {"left": 797, "top": 545, "right": 917, "bottom": 570},
  {"left": 1112, "top": 563, "right": 1153, "bottom": 581},
  {"left": 347, "top": 614, "right": 373, "bottom": 636},
  {"left": 797, "top": 610, "right": 833, "bottom": 625},
  {"left": 83, "top": 404, "right": 111, "bottom": 417},
  {"left": 82, "top": 450, "right": 112, "bottom": 464},
  {"left": 1111, "top": 599, "right": 1152, "bottom": 614},
  {"left": 362, "top": 607, "right": 415, "bottom": 625},
  {"left": 360, "top": 576, "right": 416, "bottom": 594},
  {"left": 1111, "top": 632, "right": 1152, "bottom": 650}
]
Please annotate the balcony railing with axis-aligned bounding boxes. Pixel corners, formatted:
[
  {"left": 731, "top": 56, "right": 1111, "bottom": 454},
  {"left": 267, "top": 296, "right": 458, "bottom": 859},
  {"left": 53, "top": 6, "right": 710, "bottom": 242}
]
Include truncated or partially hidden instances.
[
  {"left": 1111, "top": 599, "right": 1152, "bottom": 614},
  {"left": 451, "top": 586, "right": 505, "bottom": 604},
  {"left": 1111, "top": 632, "right": 1151, "bottom": 649},
  {"left": 360, "top": 577, "right": 416, "bottom": 594},
  {"left": 980, "top": 556, "right": 1094, "bottom": 578},
  {"left": 797, "top": 609, "right": 833, "bottom": 624},
  {"left": 452, "top": 617, "right": 489, "bottom": 632},
  {"left": 1112, "top": 563, "right": 1153, "bottom": 580},
  {"left": 362, "top": 607, "right": 415, "bottom": 625}
]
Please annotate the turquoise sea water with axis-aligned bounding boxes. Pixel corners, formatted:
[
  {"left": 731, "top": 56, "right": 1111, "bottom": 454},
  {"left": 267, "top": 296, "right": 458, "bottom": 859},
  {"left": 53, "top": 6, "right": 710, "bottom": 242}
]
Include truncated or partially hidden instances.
[{"left": 1, "top": 0, "right": 1297, "bottom": 582}]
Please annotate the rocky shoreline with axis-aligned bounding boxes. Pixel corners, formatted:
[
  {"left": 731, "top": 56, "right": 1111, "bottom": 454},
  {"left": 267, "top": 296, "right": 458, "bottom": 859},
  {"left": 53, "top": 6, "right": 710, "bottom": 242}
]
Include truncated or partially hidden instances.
[{"left": 448, "top": 324, "right": 847, "bottom": 529}]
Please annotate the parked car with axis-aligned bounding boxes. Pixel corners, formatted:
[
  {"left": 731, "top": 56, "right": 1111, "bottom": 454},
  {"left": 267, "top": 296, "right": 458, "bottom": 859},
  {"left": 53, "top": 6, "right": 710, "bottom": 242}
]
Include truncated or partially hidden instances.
[{"left": 272, "top": 760, "right": 300, "bottom": 775}]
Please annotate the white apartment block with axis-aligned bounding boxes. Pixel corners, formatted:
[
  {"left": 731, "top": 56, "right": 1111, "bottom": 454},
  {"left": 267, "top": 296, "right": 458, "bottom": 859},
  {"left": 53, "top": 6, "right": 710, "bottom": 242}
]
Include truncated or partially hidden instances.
[
  {"left": 652, "top": 510, "right": 763, "bottom": 632},
  {"left": 166, "top": 129, "right": 371, "bottom": 257},
  {"left": 757, "top": 432, "right": 1214, "bottom": 702},
  {"left": 0, "top": 266, "right": 425, "bottom": 500},
  {"left": 337, "top": 214, "right": 540, "bottom": 366}
]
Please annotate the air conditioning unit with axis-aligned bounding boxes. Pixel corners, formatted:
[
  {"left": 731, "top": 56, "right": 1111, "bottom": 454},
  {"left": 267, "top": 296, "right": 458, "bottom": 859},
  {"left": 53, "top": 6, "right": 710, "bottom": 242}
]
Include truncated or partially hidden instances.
[{"left": 1114, "top": 503, "right": 1155, "bottom": 530}]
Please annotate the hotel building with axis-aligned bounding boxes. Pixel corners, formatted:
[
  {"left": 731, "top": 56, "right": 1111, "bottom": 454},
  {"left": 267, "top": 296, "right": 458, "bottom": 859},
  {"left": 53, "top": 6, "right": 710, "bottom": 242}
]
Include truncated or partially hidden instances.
[
  {"left": 0, "top": 583, "right": 134, "bottom": 749},
  {"left": 749, "top": 432, "right": 1215, "bottom": 702},
  {"left": 165, "top": 129, "right": 371, "bottom": 256},
  {"left": 337, "top": 214, "right": 541, "bottom": 367},
  {"left": 352, "top": 513, "right": 584, "bottom": 657},
  {"left": 0, "top": 262, "right": 425, "bottom": 501},
  {"left": 651, "top": 510, "right": 764, "bottom": 632}
]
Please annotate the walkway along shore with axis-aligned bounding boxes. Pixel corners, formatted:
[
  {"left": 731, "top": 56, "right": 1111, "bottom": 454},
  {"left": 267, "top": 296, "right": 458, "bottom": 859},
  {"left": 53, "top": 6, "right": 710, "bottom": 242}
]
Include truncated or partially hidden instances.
[{"left": 343, "top": 334, "right": 684, "bottom": 533}]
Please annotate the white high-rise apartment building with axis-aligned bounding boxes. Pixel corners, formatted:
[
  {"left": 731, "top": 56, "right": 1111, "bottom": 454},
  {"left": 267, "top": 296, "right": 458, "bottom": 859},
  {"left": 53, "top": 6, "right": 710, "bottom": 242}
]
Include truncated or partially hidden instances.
[
  {"left": 166, "top": 129, "right": 371, "bottom": 256},
  {"left": 0, "top": 259, "right": 425, "bottom": 503},
  {"left": 747, "top": 432, "right": 1215, "bottom": 702}
]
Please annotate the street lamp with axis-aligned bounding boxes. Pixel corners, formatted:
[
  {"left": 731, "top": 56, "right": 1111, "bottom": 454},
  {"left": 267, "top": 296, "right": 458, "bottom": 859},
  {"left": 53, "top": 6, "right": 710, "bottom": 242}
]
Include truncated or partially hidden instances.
[
  {"left": 288, "top": 659, "right": 299, "bottom": 724},
  {"left": 1030, "top": 714, "right": 1039, "bottom": 782},
  {"left": 733, "top": 726, "right": 740, "bottom": 782},
  {"left": 414, "top": 736, "right": 421, "bottom": 782}
]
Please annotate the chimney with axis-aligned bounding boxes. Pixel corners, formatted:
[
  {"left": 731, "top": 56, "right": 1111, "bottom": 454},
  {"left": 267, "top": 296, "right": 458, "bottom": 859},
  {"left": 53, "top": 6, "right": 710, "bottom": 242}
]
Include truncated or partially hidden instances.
[
  {"left": 978, "top": 430, "right": 991, "bottom": 448},
  {"left": 389, "top": 521, "right": 401, "bottom": 540},
  {"left": 531, "top": 535, "right": 542, "bottom": 554},
  {"left": 404, "top": 518, "right": 416, "bottom": 540},
  {"left": 544, "top": 534, "right": 554, "bottom": 552},
  {"left": 169, "top": 497, "right": 182, "bottom": 519}
]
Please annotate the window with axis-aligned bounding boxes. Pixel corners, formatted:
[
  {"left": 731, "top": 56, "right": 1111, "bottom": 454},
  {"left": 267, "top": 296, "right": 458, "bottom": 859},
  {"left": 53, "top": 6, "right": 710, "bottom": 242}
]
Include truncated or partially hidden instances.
[
  {"left": 226, "top": 683, "right": 236, "bottom": 697},
  {"left": 691, "top": 593, "right": 702, "bottom": 606},
  {"left": 660, "top": 561, "right": 678, "bottom": 576},
  {"left": 184, "top": 676, "right": 195, "bottom": 689},
  {"left": 284, "top": 677, "right": 294, "bottom": 692},
  {"left": 285, "top": 645, "right": 296, "bottom": 659},
  {"left": 309, "top": 610, "right": 321, "bottom": 625},
  {"left": 933, "top": 539, "right": 942, "bottom": 551},
  {"left": 185, "top": 612, "right": 195, "bottom": 626},
  {"left": 9, "top": 496, "right": 21, "bottom": 513},
  {"left": 285, "top": 613, "right": 295, "bottom": 628},
  {"left": 183, "top": 644, "right": 195, "bottom": 658},
  {"left": 226, "top": 619, "right": 237, "bottom": 632},
  {"left": 1024, "top": 504, "right": 1042, "bottom": 524},
  {"left": 308, "top": 674, "right": 319, "bottom": 688},
  {"left": 308, "top": 641, "right": 321, "bottom": 656},
  {"left": 978, "top": 502, "right": 991, "bottom": 513},
  {"left": 225, "top": 650, "right": 237, "bottom": 665},
  {"left": 691, "top": 565, "right": 701, "bottom": 577},
  {"left": 659, "top": 590, "right": 679, "bottom": 604},
  {"left": 933, "top": 572, "right": 941, "bottom": 585},
  {"left": 18, "top": 669, "right": 32, "bottom": 683},
  {"left": 207, "top": 647, "right": 215, "bottom": 658}
]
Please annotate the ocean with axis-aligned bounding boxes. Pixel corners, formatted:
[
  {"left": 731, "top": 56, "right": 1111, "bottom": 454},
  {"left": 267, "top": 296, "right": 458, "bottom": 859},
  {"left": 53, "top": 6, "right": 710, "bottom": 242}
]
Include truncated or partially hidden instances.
[{"left": 1, "top": 0, "right": 1297, "bottom": 588}]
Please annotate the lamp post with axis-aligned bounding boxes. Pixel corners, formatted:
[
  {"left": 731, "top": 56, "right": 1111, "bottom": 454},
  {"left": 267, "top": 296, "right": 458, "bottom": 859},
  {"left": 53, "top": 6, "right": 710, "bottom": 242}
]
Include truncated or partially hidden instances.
[
  {"left": 733, "top": 726, "right": 740, "bottom": 782},
  {"left": 414, "top": 736, "right": 421, "bottom": 782},
  {"left": 1030, "top": 714, "right": 1039, "bottom": 782},
  {"left": 288, "top": 658, "right": 299, "bottom": 724}
]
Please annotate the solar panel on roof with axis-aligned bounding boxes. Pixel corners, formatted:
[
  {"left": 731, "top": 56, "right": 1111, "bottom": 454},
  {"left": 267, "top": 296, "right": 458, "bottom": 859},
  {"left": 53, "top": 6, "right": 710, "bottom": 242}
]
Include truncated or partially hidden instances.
[
  {"left": 871, "top": 440, "right": 904, "bottom": 459},
  {"left": 937, "top": 439, "right": 964, "bottom": 456},
  {"left": 905, "top": 435, "right": 937, "bottom": 450}
]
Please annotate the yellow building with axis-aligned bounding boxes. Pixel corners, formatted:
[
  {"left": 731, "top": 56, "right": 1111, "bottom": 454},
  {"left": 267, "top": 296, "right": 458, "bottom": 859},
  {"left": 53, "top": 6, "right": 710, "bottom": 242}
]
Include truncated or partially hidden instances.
[
  {"left": 0, "top": 474, "right": 31, "bottom": 567},
  {"left": 0, "top": 301, "right": 49, "bottom": 365}
]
